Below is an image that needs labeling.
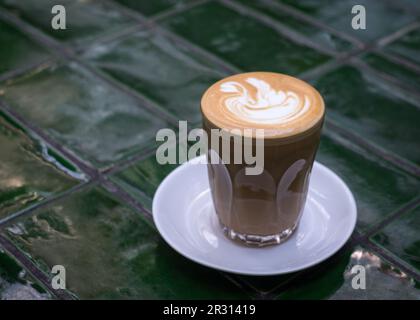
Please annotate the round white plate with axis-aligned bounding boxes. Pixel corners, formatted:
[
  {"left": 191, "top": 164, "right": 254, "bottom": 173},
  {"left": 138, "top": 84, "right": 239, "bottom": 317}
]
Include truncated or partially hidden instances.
[{"left": 153, "top": 155, "right": 357, "bottom": 276}]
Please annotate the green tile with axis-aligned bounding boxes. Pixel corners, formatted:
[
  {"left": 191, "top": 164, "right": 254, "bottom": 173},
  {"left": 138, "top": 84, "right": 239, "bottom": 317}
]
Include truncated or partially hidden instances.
[
  {"left": 0, "top": 112, "right": 79, "bottom": 220},
  {"left": 111, "top": 143, "right": 189, "bottom": 210},
  {"left": 317, "top": 133, "right": 419, "bottom": 231},
  {"left": 162, "top": 1, "right": 330, "bottom": 75},
  {"left": 84, "top": 29, "right": 226, "bottom": 123},
  {"left": 115, "top": 0, "right": 192, "bottom": 16},
  {"left": 0, "top": 19, "right": 50, "bottom": 75},
  {"left": 0, "top": 0, "right": 135, "bottom": 45},
  {"left": 277, "top": 0, "right": 417, "bottom": 42},
  {"left": 386, "top": 27, "right": 420, "bottom": 66},
  {"left": 0, "top": 247, "right": 51, "bottom": 299},
  {"left": 276, "top": 245, "right": 420, "bottom": 299},
  {"left": 1, "top": 186, "right": 247, "bottom": 299},
  {"left": 237, "top": 0, "right": 354, "bottom": 52},
  {"left": 311, "top": 65, "right": 420, "bottom": 166},
  {"left": 0, "top": 63, "right": 169, "bottom": 168},
  {"left": 362, "top": 53, "right": 420, "bottom": 90},
  {"left": 372, "top": 205, "right": 420, "bottom": 272}
]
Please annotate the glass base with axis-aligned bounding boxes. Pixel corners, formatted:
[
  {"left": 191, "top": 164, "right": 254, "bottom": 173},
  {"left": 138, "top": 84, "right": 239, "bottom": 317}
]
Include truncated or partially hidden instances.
[{"left": 220, "top": 220, "right": 299, "bottom": 247}]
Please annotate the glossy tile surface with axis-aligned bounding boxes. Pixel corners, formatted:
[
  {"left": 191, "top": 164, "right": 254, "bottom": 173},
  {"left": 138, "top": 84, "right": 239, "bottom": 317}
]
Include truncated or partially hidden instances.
[
  {"left": 0, "top": 0, "right": 135, "bottom": 45},
  {"left": 0, "top": 19, "right": 50, "bottom": 75},
  {"left": 162, "top": 1, "right": 330, "bottom": 75},
  {"left": 372, "top": 205, "right": 420, "bottom": 272},
  {"left": 317, "top": 133, "right": 420, "bottom": 231},
  {"left": 362, "top": 53, "right": 420, "bottom": 90},
  {"left": 0, "top": 63, "right": 168, "bottom": 167},
  {"left": 0, "top": 248, "right": 51, "bottom": 300},
  {"left": 0, "top": 112, "right": 79, "bottom": 220},
  {"left": 276, "top": 245, "right": 420, "bottom": 299},
  {"left": 111, "top": 143, "right": 189, "bottom": 210},
  {"left": 1, "top": 186, "right": 247, "bottom": 299},
  {"left": 311, "top": 66, "right": 420, "bottom": 166},
  {"left": 386, "top": 27, "right": 420, "bottom": 66},
  {"left": 237, "top": 0, "right": 355, "bottom": 53},
  {"left": 84, "top": 29, "right": 226, "bottom": 123},
  {"left": 277, "top": 0, "right": 417, "bottom": 42}
]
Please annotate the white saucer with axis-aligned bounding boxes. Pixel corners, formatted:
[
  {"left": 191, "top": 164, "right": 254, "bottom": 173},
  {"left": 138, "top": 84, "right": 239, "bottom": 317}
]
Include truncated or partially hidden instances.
[{"left": 153, "top": 155, "right": 357, "bottom": 276}]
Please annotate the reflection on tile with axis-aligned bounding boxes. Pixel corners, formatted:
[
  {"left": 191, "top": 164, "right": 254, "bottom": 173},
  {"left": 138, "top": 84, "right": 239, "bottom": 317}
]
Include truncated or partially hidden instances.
[
  {"left": 0, "top": 63, "right": 169, "bottom": 168},
  {"left": 0, "top": 248, "right": 50, "bottom": 300},
  {"left": 162, "top": 1, "right": 330, "bottom": 74},
  {"left": 276, "top": 245, "right": 420, "bottom": 299},
  {"left": 115, "top": 0, "right": 192, "bottom": 16},
  {"left": 362, "top": 53, "right": 420, "bottom": 90},
  {"left": 237, "top": 0, "right": 354, "bottom": 52},
  {"left": 311, "top": 65, "right": 420, "bottom": 166},
  {"left": 372, "top": 205, "right": 420, "bottom": 272},
  {"left": 0, "top": 0, "right": 135, "bottom": 44},
  {"left": 386, "top": 27, "right": 420, "bottom": 66},
  {"left": 84, "top": 28, "right": 226, "bottom": 123},
  {"left": 0, "top": 112, "right": 79, "bottom": 220},
  {"left": 1, "top": 186, "right": 247, "bottom": 299},
  {"left": 0, "top": 19, "right": 50, "bottom": 75},
  {"left": 277, "top": 0, "right": 417, "bottom": 42}
]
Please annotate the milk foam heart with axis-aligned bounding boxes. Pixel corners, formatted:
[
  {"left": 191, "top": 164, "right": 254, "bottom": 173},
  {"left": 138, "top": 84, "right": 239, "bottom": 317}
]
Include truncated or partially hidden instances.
[{"left": 201, "top": 72, "right": 324, "bottom": 139}]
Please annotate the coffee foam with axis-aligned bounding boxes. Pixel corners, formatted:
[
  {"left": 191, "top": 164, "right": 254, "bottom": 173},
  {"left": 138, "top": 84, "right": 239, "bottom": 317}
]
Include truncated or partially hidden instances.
[{"left": 201, "top": 72, "right": 325, "bottom": 138}]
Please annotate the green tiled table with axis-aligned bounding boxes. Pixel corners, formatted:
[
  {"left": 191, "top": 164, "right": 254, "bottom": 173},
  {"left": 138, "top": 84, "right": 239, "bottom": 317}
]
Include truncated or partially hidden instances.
[{"left": 0, "top": 0, "right": 419, "bottom": 300}]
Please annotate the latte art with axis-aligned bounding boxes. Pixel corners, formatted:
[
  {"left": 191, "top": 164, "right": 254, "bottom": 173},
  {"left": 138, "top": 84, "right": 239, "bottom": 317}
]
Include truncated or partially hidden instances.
[
  {"left": 201, "top": 72, "right": 325, "bottom": 139},
  {"left": 220, "top": 77, "right": 310, "bottom": 125}
]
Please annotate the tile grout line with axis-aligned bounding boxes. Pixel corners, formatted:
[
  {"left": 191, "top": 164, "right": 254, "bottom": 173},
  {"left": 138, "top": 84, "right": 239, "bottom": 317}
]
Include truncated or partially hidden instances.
[
  {"left": 149, "top": 0, "right": 213, "bottom": 22},
  {"left": 255, "top": 0, "right": 365, "bottom": 48},
  {"left": 71, "top": 57, "right": 181, "bottom": 127},
  {"left": 359, "top": 238, "right": 420, "bottom": 282},
  {"left": 72, "top": 23, "right": 147, "bottom": 54},
  {"left": 376, "top": 21, "right": 420, "bottom": 47},
  {"left": 0, "top": 182, "right": 93, "bottom": 227},
  {"left": 103, "top": 145, "right": 158, "bottom": 176},
  {"left": 99, "top": 177, "right": 153, "bottom": 221},
  {"left": 374, "top": 49, "right": 420, "bottom": 75},
  {"left": 350, "top": 57, "right": 420, "bottom": 106},
  {"left": 0, "top": 99, "right": 99, "bottom": 179},
  {"left": 0, "top": 234, "right": 75, "bottom": 300},
  {"left": 220, "top": 0, "right": 338, "bottom": 58},
  {"left": 325, "top": 120, "right": 420, "bottom": 178},
  {"left": 363, "top": 196, "right": 420, "bottom": 239},
  {"left": 0, "top": 58, "right": 54, "bottom": 83}
]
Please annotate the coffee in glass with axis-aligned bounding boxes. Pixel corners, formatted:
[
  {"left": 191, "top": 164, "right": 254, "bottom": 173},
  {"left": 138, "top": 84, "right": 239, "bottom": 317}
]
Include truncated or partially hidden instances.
[{"left": 201, "top": 72, "right": 325, "bottom": 247}]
